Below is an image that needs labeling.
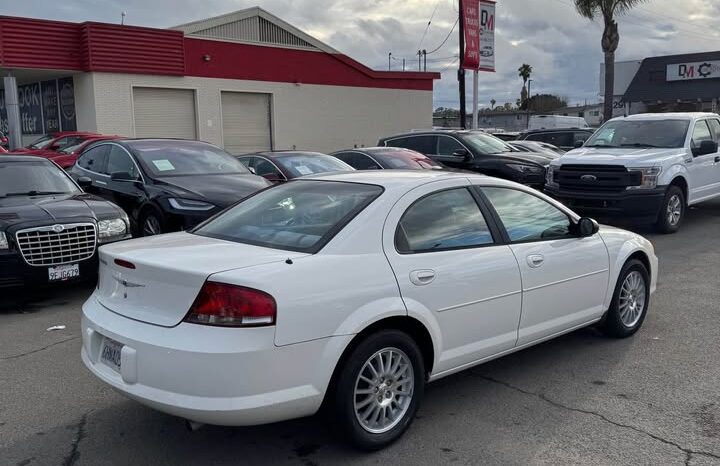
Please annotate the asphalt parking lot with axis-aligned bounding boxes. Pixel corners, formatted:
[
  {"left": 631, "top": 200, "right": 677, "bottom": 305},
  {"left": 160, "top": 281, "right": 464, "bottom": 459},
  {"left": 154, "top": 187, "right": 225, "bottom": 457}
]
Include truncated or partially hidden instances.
[{"left": 1, "top": 200, "right": 719, "bottom": 466}]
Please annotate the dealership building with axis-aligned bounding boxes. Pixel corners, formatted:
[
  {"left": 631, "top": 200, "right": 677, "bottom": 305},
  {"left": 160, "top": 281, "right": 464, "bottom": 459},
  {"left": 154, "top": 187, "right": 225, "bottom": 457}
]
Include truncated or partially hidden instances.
[
  {"left": 0, "top": 8, "right": 439, "bottom": 151},
  {"left": 602, "top": 51, "right": 720, "bottom": 119}
]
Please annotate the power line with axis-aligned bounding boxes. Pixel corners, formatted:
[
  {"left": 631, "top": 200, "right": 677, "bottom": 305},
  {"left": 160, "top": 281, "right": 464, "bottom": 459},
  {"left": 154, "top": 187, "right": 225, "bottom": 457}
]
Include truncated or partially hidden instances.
[
  {"left": 438, "top": 56, "right": 460, "bottom": 72},
  {"left": 426, "top": 18, "right": 459, "bottom": 55},
  {"left": 418, "top": 0, "right": 444, "bottom": 50}
]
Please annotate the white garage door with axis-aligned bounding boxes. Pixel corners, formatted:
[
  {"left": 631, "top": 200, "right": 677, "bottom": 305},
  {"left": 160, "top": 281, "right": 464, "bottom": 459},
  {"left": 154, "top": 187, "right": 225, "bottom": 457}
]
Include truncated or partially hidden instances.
[
  {"left": 133, "top": 87, "right": 197, "bottom": 139},
  {"left": 221, "top": 92, "right": 272, "bottom": 154}
]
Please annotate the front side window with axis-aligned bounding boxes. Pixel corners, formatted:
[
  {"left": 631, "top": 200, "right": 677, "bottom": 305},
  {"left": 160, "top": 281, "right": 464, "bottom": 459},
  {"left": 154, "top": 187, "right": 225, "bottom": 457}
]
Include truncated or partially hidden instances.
[
  {"left": 482, "top": 187, "right": 571, "bottom": 242},
  {"left": 691, "top": 121, "right": 713, "bottom": 150},
  {"left": 106, "top": 145, "right": 140, "bottom": 179},
  {"left": 254, "top": 158, "right": 283, "bottom": 178},
  {"left": 396, "top": 188, "right": 494, "bottom": 253},
  {"left": 437, "top": 136, "right": 465, "bottom": 156},
  {"left": 387, "top": 135, "right": 436, "bottom": 154},
  {"left": 194, "top": 181, "right": 383, "bottom": 253},
  {"left": 77, "top": 145, "right": 110, "bottom": 173},
  {"left": 339, "top": 152, "right": 381, "bottom": 170},
  {"left": 707, "top": 119, "right": 720, "bottom": 141},
  {"left": 0, "top": 161, "right": 79, "bottom": 197}
]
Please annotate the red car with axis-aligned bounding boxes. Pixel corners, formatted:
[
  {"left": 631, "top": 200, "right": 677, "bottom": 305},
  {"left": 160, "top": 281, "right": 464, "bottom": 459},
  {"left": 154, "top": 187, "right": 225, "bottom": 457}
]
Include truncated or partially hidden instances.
[
  {"left": 11, "top": 131, "right": 102, "bottom": 155},
  {"left": 43, "top": 136, "right": 121, "bottom": 169}
]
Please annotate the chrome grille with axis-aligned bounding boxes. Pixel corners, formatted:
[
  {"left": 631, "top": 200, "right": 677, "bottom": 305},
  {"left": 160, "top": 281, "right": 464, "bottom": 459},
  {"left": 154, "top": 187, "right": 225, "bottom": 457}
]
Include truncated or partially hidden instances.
[{"left": 15, "top": 223, "right": 97, "bottom": 266}]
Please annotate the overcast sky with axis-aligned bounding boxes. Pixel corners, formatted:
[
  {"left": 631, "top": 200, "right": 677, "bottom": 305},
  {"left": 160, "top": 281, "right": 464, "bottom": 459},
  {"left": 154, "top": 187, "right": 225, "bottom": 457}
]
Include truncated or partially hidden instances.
[{"left": 3, "top": 0, "right": 719, "bottom": 109}]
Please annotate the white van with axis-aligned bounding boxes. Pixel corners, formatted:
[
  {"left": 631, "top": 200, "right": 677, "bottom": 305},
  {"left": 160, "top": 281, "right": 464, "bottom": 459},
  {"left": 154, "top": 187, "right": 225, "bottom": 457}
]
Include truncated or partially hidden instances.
[
  {"left": 545, "top": 112, "right": 720, "bottom": 233},
  {"left": 530, "top": 115, "right": 590, "bottom": 130}
]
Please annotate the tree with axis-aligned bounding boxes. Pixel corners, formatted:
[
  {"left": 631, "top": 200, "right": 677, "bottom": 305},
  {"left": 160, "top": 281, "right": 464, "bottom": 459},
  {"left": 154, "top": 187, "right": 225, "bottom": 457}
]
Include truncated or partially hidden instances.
[
  {"left": 574, "top": 0, "right": 647, "bottom": 122},
  {"left": 518, "top": 63, "right": 533, "bottom": 107},
  {"left": 503, "top": 102, "right": 513, "bottom": 111},
  {"left": 490, "top": 98, "right": 496, "bottom": 110},
  {"left": 527, "top": 94, "right": 568, "bottom": 112}
]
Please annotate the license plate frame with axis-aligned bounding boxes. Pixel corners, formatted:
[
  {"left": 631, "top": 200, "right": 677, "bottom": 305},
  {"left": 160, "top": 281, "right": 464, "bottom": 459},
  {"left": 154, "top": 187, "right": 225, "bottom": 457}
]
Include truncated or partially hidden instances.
[
  {"left": 48, "top": 263, "right": 80, "bottom": 282},
  {"left": 100, "top": 337, "right": 123, "bottom": 373}
]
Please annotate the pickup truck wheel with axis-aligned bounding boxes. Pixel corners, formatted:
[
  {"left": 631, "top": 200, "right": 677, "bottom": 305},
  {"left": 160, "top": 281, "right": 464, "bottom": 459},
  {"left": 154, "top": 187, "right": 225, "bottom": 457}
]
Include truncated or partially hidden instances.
[{"left": 655, "top": 185, "right": 684, "bottom": 234}]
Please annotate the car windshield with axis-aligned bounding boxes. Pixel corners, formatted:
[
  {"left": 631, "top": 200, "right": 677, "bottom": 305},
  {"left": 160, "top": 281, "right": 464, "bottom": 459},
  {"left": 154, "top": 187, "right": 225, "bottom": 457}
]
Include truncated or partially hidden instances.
[
  {"left": 27, "top": 135, "right": 54, "bottom": 150},
  {"left": 584, "top": 120, "right": 690, "bottom": 149},
  {"left": 130, "top": 140, "right": 251, "bottom": 176},
  {"left": 273, "top": 153, "right": 354, "bottom": 177},
  {"left": 370, "top": 149, "right": 442, "bottom": 169},
  {"left": 461, "top": 132, "right": 515, "bottom": 154},
  {"left": 0, "top": 161, "right": 79, "bottom": 197},
  {"left": 194, "top": 181, "right": 383, "bottom": 253},
  {"left": 59, "top": 141, "right": 88, "bottom": 154}
]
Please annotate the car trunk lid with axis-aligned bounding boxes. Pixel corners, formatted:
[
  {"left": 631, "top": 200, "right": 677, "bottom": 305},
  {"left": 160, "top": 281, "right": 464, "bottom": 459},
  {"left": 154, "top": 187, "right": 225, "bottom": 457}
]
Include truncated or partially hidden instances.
[{"left": 95, "top": 232, "right": 308, "bottom": 327}]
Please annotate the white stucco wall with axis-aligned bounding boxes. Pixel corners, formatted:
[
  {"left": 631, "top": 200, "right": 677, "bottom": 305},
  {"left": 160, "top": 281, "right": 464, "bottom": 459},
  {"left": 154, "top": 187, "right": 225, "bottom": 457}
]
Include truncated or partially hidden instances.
[
  {"left": 86, "top": 72, "right": 433, "bottom": 153},
  {"left": 73, "top": 73, "right": 97, "bottom": 132}
]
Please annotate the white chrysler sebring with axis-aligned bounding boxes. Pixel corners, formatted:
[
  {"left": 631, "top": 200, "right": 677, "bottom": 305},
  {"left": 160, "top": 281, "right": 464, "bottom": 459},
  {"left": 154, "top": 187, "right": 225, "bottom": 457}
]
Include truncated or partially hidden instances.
[{"left": 82, "top": 171, "right": 657, "bottom": 450}]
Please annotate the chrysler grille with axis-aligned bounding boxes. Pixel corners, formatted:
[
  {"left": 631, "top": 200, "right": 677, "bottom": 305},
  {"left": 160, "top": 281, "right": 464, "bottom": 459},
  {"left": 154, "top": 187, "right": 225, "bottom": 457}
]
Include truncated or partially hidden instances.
[{"left": 15, "top": 223, "right": 97, "bottom": 266}]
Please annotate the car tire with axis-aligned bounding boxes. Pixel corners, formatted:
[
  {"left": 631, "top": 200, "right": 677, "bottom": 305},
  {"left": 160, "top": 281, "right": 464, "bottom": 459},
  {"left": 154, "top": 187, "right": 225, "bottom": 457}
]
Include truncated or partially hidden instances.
[
  {"left": 655, "top": 185, "right": 684, "bottom": 234},
  {"left": 600, "top": 259, "right": 650, "bottom": 338},
  {"left": 331, "top": 330, "right": 425, "bottom": 451},
  {"left": 139, "top": 206, "right": 166, "bottom": 236}
]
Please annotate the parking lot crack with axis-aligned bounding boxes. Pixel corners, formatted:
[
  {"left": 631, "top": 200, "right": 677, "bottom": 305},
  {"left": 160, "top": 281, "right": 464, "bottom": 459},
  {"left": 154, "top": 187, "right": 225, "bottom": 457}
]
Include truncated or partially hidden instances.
[
  {"left": 0, "top": 336, "right": 79, "bottom": 361},
  {"left": 475, "top": 374, "right": 720, "bottom": 464},
  {"left": 62, "top": 412, "right": 88, "bottom": 466}
]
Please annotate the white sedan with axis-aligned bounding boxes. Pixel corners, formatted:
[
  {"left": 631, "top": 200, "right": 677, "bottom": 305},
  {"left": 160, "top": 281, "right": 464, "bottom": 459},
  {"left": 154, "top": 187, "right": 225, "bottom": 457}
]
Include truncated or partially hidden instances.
[{"left": 81, "top": 171, "right": 657, "bottom": 450}]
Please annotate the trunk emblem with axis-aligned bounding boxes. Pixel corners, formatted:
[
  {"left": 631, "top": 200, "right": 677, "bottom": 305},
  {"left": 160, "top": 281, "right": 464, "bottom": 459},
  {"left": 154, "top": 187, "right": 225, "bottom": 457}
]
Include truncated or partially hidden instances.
[
  {"left": 580, "top": 174, "right": 598, "bottom": 182},
  {"left": 113, "top": 275, "right": 145, "bottom": 298}
]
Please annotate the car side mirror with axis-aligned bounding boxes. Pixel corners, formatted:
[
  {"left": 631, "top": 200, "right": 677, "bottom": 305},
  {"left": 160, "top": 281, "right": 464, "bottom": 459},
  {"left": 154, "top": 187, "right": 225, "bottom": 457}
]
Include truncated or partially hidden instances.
[
  {"left": 110, "top": 171, "right": 137, "bottom": 182},
  {"left": 574, "top": 140, "right": 584, "bottom": 148},
  {"left": 452, "top": 149, "right": 470, "bottom": 161},
  {"left": 77, "top": 176, "right": 92, "bottom": 188},
  {"left": 576, "top": 217, "right": 599, "bottom": 237},
  {"left": 693, "top": 140, "right": 718, "bottom": 156},
  {"left": 247, "top": 166, "right": 256, "bottom": 175}
]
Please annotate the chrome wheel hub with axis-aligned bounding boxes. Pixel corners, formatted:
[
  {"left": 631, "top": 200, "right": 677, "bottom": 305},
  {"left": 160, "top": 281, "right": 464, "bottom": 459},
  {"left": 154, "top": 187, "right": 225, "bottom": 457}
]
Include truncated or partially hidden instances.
[
  {"left": 143, "top": 216, "right": 161, "bottom": 236},
  {"left": 666, "top": 194, "right": 682, "bottom": 226},
  {"left": 618, "top": 271, "right": 646, "bottom": 327},
  {"left": 354, "top": 347, "right": 414, "bottom": 434}
]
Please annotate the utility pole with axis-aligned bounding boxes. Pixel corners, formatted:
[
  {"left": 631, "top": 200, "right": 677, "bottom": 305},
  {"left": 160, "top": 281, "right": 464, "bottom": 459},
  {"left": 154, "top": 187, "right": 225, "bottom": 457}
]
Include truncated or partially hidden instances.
[
  {"left": 458, "top": 5, "right": 466, "bottom": 129},
  {"left": 423, "top": 50, "right": 427, "bottom": 72},
  {"left": 388, "top": 52, "right": 392, "bottom": 71},
  {"left": 402, "top": 58, "right": 405, "bottom": 71},
  {"left": 417, "top": 50, "right": 422, "bottom": 71}
]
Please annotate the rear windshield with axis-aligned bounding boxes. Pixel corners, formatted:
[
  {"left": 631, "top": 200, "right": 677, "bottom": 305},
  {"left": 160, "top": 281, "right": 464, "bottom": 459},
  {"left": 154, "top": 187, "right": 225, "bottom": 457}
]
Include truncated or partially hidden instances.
[
  {"left": 585, "top": 120, "right": 690, "bottom": 149},
  {"left": 370, "top": 149, "right": 442, "bottom": 169},
  {"left": 193, "top": 180, "right": 383, "bottom": 253}
]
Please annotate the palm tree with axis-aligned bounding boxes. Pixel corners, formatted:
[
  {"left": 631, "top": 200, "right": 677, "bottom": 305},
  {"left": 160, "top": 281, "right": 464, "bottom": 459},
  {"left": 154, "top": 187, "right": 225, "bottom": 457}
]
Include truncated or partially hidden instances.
[
  {"left": 574, "top": 0, "right": 647, "bottom": 122},
  {"left": 518, "top": 64, "right": 533, "bottom": 108},
  {"left": 490, "top": 98, "right": 496, "bottom": 110}
]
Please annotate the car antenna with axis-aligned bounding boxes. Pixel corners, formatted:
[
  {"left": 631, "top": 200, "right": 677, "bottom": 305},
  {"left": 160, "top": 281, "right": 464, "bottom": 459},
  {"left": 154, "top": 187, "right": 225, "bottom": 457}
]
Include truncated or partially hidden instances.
[{"left": 285, "top": 258, "right": 293, "bottom": 264}]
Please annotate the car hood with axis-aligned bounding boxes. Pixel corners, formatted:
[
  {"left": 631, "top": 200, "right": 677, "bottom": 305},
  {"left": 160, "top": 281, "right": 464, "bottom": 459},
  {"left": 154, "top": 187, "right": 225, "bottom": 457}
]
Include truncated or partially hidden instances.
[
  {"left": 495, "top": 151, "right": 556, "bottom": 166},
  {"left": 556, "top": 147, "right": 685, "bottom": 166},
  {"left": 155, "top": 174, "right": 272, "bottom": 208},
  {"left": 0, "top": 193, "right": 123, "bottom": 230}
]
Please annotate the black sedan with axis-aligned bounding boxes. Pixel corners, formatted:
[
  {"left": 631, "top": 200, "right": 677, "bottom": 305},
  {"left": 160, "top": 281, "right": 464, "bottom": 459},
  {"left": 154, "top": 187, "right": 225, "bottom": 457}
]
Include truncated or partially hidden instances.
[
  {"left": 236, "top": 151, "right": 354, "bottom": 182},
  {"left": 69, "top": 139, "right": 271, "bottom": 236},
  {"left": 378, "top": 130, "right": 556, "bottom": 188},
  {"left": 330, "top": 147, "right": 444, "bottom": 170},
  {"left": 0, "top": 156, "right": 130, "bottom": 288}
]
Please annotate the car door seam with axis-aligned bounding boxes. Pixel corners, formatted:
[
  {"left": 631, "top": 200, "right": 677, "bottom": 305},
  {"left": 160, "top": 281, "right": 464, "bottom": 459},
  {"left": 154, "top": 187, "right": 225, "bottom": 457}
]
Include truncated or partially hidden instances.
[{"left": 522, "top": 269, "right": 609, "bottom": 292}]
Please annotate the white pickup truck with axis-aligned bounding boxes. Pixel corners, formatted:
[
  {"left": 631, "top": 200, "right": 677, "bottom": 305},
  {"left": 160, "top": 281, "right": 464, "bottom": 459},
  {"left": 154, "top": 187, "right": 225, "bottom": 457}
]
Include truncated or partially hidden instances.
[{"left": 545, "top": 113, "right": 720, "bottom": 233}]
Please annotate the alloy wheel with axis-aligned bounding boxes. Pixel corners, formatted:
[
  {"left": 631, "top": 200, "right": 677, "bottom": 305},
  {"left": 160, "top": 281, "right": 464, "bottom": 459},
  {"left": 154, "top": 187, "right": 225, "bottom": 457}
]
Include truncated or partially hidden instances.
[
  {"left": 618, "top": 270, "right": 646, "bottom": 327},
  {"left": 353, "top": 347, "right": 414, "bottom": 434},
  {"left": 143, "top": 215, "right": 162, "bottom": 236},
  {"left": 666, "top": 194, "right": 682, "bottom": 226}
]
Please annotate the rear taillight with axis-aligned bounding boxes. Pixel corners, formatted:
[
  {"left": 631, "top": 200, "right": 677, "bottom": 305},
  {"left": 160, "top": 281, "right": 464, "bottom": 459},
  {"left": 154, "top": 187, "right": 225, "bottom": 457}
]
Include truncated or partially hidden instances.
[{"left": 184, "top": 282, "right": 276, "bottom": 327}]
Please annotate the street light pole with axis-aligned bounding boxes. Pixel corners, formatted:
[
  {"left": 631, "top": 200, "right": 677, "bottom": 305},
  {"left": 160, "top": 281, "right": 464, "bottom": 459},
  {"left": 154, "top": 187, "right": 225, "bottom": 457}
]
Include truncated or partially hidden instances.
[{"left": 526, "top": 79, "right": 534, "bottom": 129}]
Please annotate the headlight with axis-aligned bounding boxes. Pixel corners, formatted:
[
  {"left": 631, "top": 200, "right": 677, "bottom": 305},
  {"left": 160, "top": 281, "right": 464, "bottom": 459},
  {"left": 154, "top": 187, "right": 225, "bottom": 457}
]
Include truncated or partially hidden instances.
[
  {"left": 627, "top": 166, "right": 662, "bottom": 190},
  {"left": 546, "top": 165, "right": 557, "bottom": 187},
  {"left": 168, "top": 198, "right": 215, "bottom": 211},
  {"left": 508, "top": 163, "right": 543, "bottom": 175},
  {"left": 0, "top": 231, "right": 8, "bottom": 250},
  {"left": 98, "top": 217, "right": 128, "bottom": 243}
]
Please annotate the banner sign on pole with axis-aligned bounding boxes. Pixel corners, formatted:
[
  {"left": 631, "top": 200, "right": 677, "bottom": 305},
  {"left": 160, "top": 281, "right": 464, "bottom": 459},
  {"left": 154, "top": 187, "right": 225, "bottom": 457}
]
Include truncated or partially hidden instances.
[
  {"left": 479, "top": 1, "right": 496, "bottom": 72},
  {"left": 461, "top": 0, "right": 480, "bottom": 70}
]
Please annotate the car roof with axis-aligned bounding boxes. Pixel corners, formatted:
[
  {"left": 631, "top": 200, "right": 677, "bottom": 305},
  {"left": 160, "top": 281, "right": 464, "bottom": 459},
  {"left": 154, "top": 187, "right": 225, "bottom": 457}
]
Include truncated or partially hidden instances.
[
  {"left": 381, "top": 130, "right": 473, "bottom": 139},
  {"left": 301, "top": 168, "right": 513, "bottom": 189},
  {"left": 255, "top": 151, "right": 329, "bottom": 158},
  {"left": 616, "top": 112, "right": 716, "bottom": 122},
  {"left": 0, "top": 155, "right": 54, "bottom": 163}
]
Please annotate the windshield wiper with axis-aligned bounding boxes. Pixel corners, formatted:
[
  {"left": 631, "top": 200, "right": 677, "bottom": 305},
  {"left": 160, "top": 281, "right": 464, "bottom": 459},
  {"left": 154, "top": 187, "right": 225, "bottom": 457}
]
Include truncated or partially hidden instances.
[
  {"left": 1, "top": 191, "right": 67, "bottom": 198},
  {"left": 619, "top": 143, "right": 660, "bottom": 148}
]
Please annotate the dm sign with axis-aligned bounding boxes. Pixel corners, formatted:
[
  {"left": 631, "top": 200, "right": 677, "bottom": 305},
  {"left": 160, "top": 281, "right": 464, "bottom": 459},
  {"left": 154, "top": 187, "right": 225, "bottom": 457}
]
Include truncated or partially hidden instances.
[{"left": 667, "top": 61, "right": 720, "bottom": 81}]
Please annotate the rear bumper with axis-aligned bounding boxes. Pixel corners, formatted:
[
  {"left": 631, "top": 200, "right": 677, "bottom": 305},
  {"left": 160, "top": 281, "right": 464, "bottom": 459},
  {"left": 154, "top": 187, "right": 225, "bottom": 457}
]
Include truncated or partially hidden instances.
[
  {"left": 545, "top": 186, "right": 666, "bottom": 223},
  {"left": 81, "top": 295, "right": 352, "bottom": 426}
]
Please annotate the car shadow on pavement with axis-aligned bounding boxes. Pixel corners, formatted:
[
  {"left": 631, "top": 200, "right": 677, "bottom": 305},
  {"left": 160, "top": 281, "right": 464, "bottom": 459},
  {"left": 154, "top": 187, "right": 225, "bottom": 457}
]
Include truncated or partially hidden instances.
[{"left": 0, "top": 282, "right": 95, "bottom": 314}]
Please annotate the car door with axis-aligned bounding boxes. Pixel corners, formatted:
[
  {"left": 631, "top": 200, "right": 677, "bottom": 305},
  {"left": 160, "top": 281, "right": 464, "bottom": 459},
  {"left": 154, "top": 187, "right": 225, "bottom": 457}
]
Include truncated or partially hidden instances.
[
  {"left": 104, "top": 144, "right": 147, "bottom": 215},
  {"left": 73, "top": 144, "right": 110, "bottom": 195},
  {"left": 687, "top": 119, "right": 720, "bottom": 202},
  {"left": 479, "top": 186, "right": 609, "bottom": 346},
  {"left": 383, "top": 179, "right": 523, "bottom": 374}
]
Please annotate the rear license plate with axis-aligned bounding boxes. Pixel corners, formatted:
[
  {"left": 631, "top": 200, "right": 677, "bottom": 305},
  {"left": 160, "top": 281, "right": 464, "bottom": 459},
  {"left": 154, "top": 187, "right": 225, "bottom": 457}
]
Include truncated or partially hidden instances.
[
  {"left": 48, "top": 263, "right": 80, "bottom": 282},
  {"left": 100, "top": 337, "right": 123, "bottom": 373}
]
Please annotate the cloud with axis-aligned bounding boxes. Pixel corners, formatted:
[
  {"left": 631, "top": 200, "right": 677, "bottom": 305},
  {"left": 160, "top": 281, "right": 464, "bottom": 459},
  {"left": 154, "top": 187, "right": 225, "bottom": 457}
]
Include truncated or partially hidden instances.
[{"left": 0, "top": 0, "right": 718, "bottom": 109}]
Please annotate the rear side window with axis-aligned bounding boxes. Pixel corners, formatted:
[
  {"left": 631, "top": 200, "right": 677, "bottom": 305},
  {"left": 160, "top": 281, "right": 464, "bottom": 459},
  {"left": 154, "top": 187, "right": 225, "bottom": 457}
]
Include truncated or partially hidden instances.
[
  {"left": 396, "top": 188, "right": 494, "bottom": 253},
  {"left": 708, "top": 119, "right": 720, "bottom": 141},
  {"left": 334, "top": 152, "right": 381, "bottom": 170},
  {"left": 387, "top": 135, "right": 436, "bottom": 154},
  {"left": 77, "top": 145, "right": 110, "bottom": 174}
]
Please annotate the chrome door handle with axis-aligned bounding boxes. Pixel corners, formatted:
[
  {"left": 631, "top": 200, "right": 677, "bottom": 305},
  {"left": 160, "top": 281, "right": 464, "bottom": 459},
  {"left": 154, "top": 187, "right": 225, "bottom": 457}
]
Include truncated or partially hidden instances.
[
  {"left": 527, "top": 254, "right": 544, "bottom": 268},
  {"left": 409, "top": 269, "right": 436, "bottom": 285}
]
